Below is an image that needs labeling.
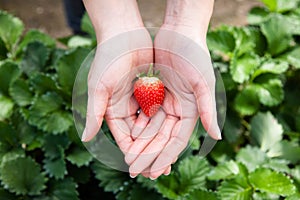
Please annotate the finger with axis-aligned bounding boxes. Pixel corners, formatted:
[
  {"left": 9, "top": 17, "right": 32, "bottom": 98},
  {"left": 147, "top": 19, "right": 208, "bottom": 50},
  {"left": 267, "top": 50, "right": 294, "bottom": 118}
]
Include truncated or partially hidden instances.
[
  {"left": 125, "top": 110, "right": 166, "bottom": 165},
  {"left": 150, "top": 118, "right": 196, "bottom": 179},
  {"left": 106, "top": 118, "right": 133, "bottom": 153},
  {"left": 82, "top": 84, "right": 109, "bottom": 142},
  {"left": 125, "top": 96, "right": 140, "bottom": 130},
  {"left": 128, "top": 115, "right": 177, "bottom": 175},
  {"left": 131, "top": 112, "right": 150, "bottom": 140},
  {"left": 194, "top": 80, "right": 222, "bottom": 140},
  {"left": 163, "top": 166, "right": 171, "bottom": 176}
]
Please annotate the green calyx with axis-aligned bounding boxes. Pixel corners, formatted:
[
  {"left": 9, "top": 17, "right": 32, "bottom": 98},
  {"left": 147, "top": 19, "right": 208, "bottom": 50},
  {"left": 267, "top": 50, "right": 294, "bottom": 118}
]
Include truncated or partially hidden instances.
[{"left": 137, "top": 63, "right": 160, "bottom": 78}]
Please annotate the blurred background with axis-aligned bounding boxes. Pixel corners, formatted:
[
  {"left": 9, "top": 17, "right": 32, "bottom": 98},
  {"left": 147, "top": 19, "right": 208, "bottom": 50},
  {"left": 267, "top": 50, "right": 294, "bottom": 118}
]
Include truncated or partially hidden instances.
[{"left": 0, "top": 0, "right": 262, "bottom": 38}]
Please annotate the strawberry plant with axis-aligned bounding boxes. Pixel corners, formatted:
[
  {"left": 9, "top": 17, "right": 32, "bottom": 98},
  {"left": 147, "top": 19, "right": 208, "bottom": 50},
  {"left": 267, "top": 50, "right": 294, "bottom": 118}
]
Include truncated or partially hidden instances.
[{"left": 0, "top": 0, "right": 300, "bottom": 199}]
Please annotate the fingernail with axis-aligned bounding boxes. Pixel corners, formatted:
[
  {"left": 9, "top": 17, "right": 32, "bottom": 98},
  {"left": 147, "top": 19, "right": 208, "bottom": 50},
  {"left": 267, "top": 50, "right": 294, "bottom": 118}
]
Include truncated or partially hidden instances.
[
  {"left": 215, "top": 129, "right": 222, "bottom": 140},
  {"left": 130, "top": 173, "right": 137, "bottom": 178},
  {"left": 164, "top": 171, "right": 171, "bottom": 176},
  {"left": 149, "top": 176, "right": 157, "bottom": 180},
  {"left": 81, "top": 129, "right": 88, "bottom": 142}
]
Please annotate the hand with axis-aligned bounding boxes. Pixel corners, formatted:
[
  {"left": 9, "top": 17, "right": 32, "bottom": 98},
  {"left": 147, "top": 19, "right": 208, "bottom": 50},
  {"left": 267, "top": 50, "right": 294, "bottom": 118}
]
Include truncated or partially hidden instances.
[
  {"left": 81, "top": 0, "right": 154, "bottom": 156},
  {"left": 125, "top": 0, "right": 220, "bottom": 178}
]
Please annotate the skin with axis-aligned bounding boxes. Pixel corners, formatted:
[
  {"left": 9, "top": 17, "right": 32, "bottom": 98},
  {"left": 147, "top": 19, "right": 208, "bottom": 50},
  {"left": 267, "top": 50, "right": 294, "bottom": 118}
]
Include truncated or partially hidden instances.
[{"left": 81, "top": 0, "right": 220, "bottom": 179}]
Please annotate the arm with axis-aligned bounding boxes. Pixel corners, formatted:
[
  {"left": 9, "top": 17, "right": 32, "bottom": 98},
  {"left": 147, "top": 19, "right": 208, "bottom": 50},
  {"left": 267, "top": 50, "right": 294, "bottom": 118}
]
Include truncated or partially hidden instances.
[{"left": 82, "top": 0, "right": 144, "bottom": 42}]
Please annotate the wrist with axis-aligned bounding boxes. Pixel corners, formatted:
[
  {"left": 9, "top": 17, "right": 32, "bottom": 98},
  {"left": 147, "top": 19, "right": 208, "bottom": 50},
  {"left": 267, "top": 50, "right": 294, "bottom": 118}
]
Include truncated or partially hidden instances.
[
  {"left": 83, "top": 0, "right": 145, "bottom": 42},
  {"left": 163, "top": 0, "right": 214, "bottom": 42}
]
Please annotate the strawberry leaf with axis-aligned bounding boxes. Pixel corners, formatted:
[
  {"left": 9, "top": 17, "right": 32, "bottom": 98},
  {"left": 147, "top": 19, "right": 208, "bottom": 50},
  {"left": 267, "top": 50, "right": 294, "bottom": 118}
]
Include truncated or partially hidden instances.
[
  {"left": 230, "top": 53, "right": 260, "bottom": 83},
  {"left": 250, "top": 112, "right": 283, "bottom": 152},
  {"left": 27, "top": 92, "right": 73, "bottom": 134},
  {"left": 267, "top": 140, "right": 300, "bottom": 164},
  {"left": 66, "top": 146, "right": 93, "bottom": 167},
  {"left": 256, "top": 79, "right": 284, "bottom": 106},
  {"left": 234, "top": 85, "right": 260, "bottom": 116},
  {"left": 55, "top": 47, "right": 90, "bottom": 95},
  {"left": 156, "top": 157, "right": 210, "bottom": 199},
  {"left": 236, "top": 145, "right": 268, "bottom": 172},
  {"left": 46, "top": 178, "right": 79, "bottom": 200},
  {"left": 0, "top": 61, "right": 21, "bottom": 95},
  {"left": 0, "top": 157, "right": 47, "bottom": 195},
  {"left": 0, "top": 10, "right": 24, "bottom": 52},
  {"left": 9, "top": 79, "right": 33, "bottom": 107},
  {"left": 208, "top": 160, "right": 241, "bottom": 180},
  {"left": 16, "top": 29, "right": 55, "bottom": 55},
  {"left": 261, "top": 14, "right": 293, "bottom": 56},
  {"left": 43, "top": 156, "right": 67, "bottom": 180},
  {"left": 91, "top": 161, "right": 129, "bottom": 193},
  {"left": 249, "top": 168, "right": 296, "bottom": 196},
  {"left": 0, "top": 95, "right": 14, "bottom": 121},
  {"left": 218, "top": 176, "right": 253, "bottom": 200},
  {"left": 207, "top": 30, "right": 235, "bottom": 55},
  {"left": 183, "top": 189, "right": 218, "bottom": 200}
]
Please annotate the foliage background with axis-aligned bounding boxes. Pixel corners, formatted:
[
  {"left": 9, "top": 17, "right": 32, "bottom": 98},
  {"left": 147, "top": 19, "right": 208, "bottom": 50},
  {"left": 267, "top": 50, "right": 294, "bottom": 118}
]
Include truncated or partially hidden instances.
[{"left": 0, "top": 0, "right": 300, "bottom": 199}]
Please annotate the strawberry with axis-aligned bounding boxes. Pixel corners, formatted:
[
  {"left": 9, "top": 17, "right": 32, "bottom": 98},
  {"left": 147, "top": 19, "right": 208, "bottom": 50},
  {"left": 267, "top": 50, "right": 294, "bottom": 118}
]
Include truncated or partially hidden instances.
[{"left": 133, "top": 64, "right": 165, "bottom": 117}]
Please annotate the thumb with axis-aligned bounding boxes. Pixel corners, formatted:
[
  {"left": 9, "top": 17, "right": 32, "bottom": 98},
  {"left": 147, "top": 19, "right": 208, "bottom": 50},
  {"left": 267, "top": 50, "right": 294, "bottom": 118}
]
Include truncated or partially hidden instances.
[
  {"left": 82, "top": 84, "right": 109, "bottom": 142},
  {"left": 194, "top": 79, "right": 221, "bottom": 140}
]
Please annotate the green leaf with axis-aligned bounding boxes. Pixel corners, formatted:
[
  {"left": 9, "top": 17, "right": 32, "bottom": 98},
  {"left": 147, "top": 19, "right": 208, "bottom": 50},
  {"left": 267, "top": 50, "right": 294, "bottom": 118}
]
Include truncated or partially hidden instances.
[
  {"left": 0, "top": 95, "right": 14, "bottom": 121},
  {"left": 252, "top": 59, "right": 289, "bottom": 79},
  {"left": 130, "top": 185, "right": 164, "bottom": 200},
  {"left": 230, "top": 53, "right": 260, "bottom": 83},
  {"left": 156, "top": 156, "right": 210, "bottom": 199},
  {"left": 234, "top": 85, "right": 260, "bottom": 116},
  {"left": 0, "top": 157, "right": 46, "bottom": 195},
  {"left": 42, "top": 134, "right": 70, "bottom": 159},
  {"left": 29, "top": 73, "right": 60, "bottom": 94},
  {"left": 223, "top": 111, "right": 242, "bottom": 143},
  {"left": 253, "top": 192, "right": 280, "bottom": 200},
  {"left": 28, "top": 92, "right": 73, "bottom": 134},
  {"left": 262, "top": 159, "right": 290, "bottom": 173},
  {"left": 0, "top": 122, "right": 18, "bottom": 147},
  {"left": 236, "top": 146, "right": 268, "bottom": 172},
  {"left": 0, "top": 61, "right": 21, "bottom": 95},
  {"left": 177, "top": 157, "right": 210, "bottom": 190},
  {"left": 17, "top": 29, "right": 55, "bottom": 55},
  {"left": 0, "top": 37, "right": 8, "bottom": 60},
  {"left": 183, "top": 189, "right": 218, "bottom": 200},
  {"left": 261, "top": 15, "right": 293, "bottom": 56},
  {"left": 0, "top": 10, "right": 24, "bottom": 52},
  {"left": 267, "top": 140, "right": 300, "bottom": 163},
  {"left": 250, "top": 112, "right": 283, "bottom": 151},
  {"left": 256, "top": 79, "right": 284, "bottom": 106},
  {"left": 249, "top": 168, "right": 296, "bottom": 196},
  {"left": 218, "top": 176, "right": 253, "bottom": 200},
  {"left": 208, "top": 160, "right": 240, "bottom": 180},
  {"left": 55, "top": 47, "right": 90, "bottom": 95},
  {"left": 286, "top": 47, "right": 300, "bottom": 69},
  {"left": 66, "top": 146, "right": 93, "bottom": 167},
  {"left": 20, "top": 42, "right": 50, "bottom": 76},
  {"left": 9, "top": 79, "right": 33, "bottom": 106},
  {"left": 286, "top": 193, "right": 300, "bottom": 200},
  {"left": 207, "top": 30, "right": 235, "bottom": 54},
  {"left": 232, "top": 27, "right": 256, "bottom": 56},
  {"left": 67, "top": 35, "right": 93, "bottom": 48},
  {"left": 47, "top": 178, "right": 79, "bottom": 200},
  {"left": 247, "top": 7, "right": 270, "bottom": 25},
  {"left": 92, "top": 161, "right": 129, "bottom": 193},
  {"left": 156, "top": 173, "right": 180, "bottom": 199},
  {"left": 81, "top": 13, "right": 96, "bottom": 39},
  {"left": 261, "top": 0, "right": 300, "bottom": 13},
  {"left": 43, "top": 157, "right": 67, "bottom": 179}
]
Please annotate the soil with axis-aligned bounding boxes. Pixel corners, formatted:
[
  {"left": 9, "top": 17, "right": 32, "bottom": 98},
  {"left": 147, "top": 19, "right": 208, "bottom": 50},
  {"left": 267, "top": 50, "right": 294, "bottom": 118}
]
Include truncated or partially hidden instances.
[{"left": 0, "top": 0, "right": 263, "bottom": 38}]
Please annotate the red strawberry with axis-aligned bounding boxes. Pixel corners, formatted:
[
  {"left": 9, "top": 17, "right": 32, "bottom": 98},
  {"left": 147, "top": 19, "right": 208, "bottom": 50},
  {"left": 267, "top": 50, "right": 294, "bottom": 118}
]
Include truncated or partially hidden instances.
[{"left": 134, "top": 64, "right": 165, "bottom": 117}]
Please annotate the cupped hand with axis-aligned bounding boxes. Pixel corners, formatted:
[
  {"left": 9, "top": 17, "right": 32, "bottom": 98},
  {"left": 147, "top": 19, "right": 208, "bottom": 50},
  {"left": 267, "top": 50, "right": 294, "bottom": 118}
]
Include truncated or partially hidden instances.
[
  {"left": 125, "top": 26, "right": 221, "bottom": 179},
  {"left": 81, "top": 28, "right": 154, "bottom": 155}
]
